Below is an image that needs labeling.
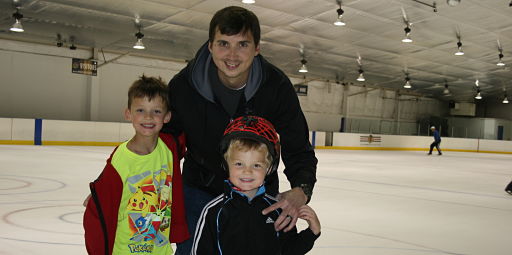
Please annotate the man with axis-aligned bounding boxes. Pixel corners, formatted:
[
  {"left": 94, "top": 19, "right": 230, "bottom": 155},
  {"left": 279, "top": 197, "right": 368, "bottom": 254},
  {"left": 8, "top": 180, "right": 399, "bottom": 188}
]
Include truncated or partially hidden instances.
[
  {"left": 428, "top": 126, "right": 442, "bottom": 155},
  {"left": 162, "top": 6, "right": 318, "bottom": 255}
]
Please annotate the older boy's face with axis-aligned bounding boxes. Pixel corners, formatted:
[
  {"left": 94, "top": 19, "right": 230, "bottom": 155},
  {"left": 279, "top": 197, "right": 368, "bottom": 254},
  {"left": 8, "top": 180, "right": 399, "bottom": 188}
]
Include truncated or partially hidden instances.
[
  {"left": 125, "top": 96, "right": 171, "bottom": 138},
  {"left": 208, "top": 28, "right": 260, "bottom": 89},
  {"left": 228, "top": 148, "right": 267, "bottom": 198}
]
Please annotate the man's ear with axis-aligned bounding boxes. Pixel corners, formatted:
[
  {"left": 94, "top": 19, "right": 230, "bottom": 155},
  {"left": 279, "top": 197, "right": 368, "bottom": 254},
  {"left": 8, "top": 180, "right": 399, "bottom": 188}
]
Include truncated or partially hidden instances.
[
  {"left": 255, "top": 44, "right": 260, "bottom": 56},
  {"left": 124, "top": 108, "right": 132, "bottom": 121},
  {"left": 164, "top": 111, "right": 172, "bottom": 124},
  {"left": 208, "top": 41, "right": 213, "bottom": 53}
]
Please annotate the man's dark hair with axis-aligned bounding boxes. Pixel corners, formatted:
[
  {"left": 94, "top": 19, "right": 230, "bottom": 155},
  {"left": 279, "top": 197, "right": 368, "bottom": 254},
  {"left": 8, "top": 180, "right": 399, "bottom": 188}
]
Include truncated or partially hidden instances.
[
  {"left": 209, "top": 6, "right": 261, "bottom": 46},
  {"left": 128, "top": 75, "right": 168, "bottom": 109}
]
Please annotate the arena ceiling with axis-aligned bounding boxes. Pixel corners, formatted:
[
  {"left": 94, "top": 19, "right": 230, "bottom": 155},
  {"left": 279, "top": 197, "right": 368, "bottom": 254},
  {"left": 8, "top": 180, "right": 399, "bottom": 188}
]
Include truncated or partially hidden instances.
[{"left": 1, "top": 0, "right": 512, "bottom": 103}]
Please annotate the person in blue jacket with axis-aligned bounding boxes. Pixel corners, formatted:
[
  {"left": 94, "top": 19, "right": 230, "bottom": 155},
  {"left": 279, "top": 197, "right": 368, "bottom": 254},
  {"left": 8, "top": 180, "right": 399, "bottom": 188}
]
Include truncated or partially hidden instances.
[{"left": 428, "top": 126, "right": 442, "bottom": 155}]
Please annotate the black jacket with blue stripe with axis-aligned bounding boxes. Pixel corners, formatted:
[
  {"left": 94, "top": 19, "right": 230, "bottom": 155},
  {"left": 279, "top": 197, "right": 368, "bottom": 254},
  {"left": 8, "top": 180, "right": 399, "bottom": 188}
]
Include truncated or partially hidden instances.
[{"left": 191, "top": 182, "right": 319, "bottom": 255}]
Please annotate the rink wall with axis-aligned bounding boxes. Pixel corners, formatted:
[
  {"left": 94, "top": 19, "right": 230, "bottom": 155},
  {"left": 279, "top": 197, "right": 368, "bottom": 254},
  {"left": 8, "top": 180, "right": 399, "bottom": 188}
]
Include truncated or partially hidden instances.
[
  {"left": 2, "top": 118, "right": 512, "bottom": 154},
  {"left": 0, "top": 118, "right": 133, "bottom": 146},
  {"left": 311, "top": 132, "right": 512, "bottom": 154}
]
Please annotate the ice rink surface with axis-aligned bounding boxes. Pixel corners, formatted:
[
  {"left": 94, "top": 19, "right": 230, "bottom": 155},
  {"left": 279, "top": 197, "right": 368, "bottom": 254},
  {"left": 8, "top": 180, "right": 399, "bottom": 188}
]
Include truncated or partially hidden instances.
[{"left": 1, "top": 145, "right": 511, "bottom": 255}]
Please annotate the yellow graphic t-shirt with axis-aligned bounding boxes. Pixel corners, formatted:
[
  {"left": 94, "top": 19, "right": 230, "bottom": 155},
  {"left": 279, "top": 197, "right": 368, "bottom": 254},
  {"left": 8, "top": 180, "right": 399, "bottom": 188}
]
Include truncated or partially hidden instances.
[{"left": 111, "top": 138, "right": 174, "bottom": 254}]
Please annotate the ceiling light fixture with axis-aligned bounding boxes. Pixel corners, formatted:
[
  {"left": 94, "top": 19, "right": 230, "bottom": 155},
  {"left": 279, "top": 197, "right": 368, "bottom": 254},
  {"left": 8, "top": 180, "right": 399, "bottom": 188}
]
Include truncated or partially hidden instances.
[
  {"left": 56, "top": 33, "right": 63, "bottom": 47},
  {"left": 447, "top": 0, "right": 461, "bottom": 6},
  {"left": 503, "top": 94, "right": 509, "bottom": 104},
  {"left": 497, "top": 53, "right": 505, "bottom": 66},
  {"left": 475, "top": 89, "right": 482, "bottom": 100},
  {"left": 334, "top": 1, "right": 346, "bottom": 26},
  {"left": 475, "top": 79, "right": 479, "bottom": 87},
  {"left": 443, "top": 81, "right": 450, "bottom": 94},
  {"left": 10, "top": 9, "right": 24, "bottom": 32},
  {"left": 497, "top": 41, "right": 505, "bottom": 66},
  {"left": 69, "top": 36, "right": 77, "bottom": 50},
  {"left": 298, "top": 58, "right": 308, "bottom": 73},
  {"left": 298, "top": 47, "right": 308, "bottom": 73},
  {"left": 401, "top": 8, "right": 412, "bottom": 43},
  {"left": 357, "top": 69, "right": 365, "bottom": 82},
  {"left": 133, "top": 29, "right": 145, "bottom": 50},
  {"left": 404, "top": 74, "right": 412, "bottom": 88},
  {"left": 242, "top": 0, "right": 255, "bottom": 4},
  {"left": 455, "top": 41, "right": 464, "bottom": 55},
  {"left": 402, "top": 27, "right": 412, "bottom": 43},
  {"left": 356, "top": 56, "right": 365, "bottom": 81}
]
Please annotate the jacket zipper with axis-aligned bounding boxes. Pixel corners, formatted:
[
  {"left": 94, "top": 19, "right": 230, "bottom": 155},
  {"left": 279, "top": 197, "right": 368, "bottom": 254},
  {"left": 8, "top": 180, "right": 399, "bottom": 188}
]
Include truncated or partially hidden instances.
[{"left": 89, "top": 182, "right": 110, "bottom": 255}]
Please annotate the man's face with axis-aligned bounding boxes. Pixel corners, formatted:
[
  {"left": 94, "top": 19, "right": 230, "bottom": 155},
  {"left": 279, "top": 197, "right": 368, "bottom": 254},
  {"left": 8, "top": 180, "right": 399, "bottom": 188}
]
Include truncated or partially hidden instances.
[{"left": 208, "top": 28, "right": 260, "bottom": 89}]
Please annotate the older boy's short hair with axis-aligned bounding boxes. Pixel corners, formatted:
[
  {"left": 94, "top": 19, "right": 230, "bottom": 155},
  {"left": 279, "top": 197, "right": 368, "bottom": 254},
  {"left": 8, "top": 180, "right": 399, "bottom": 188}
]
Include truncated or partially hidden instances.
[
  {"left": 224, "top": 138, "right": 272, "bottom": 169},
  {"left": 209, "top": 6, "right": 261, "bottom": 47},
  {"left": 128, "top": 75, "right": 168, "bottom": 109}
]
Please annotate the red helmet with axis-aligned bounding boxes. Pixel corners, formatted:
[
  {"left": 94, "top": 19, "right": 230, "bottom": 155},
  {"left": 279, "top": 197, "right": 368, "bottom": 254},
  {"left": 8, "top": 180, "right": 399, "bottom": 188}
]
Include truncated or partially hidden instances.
[{"left": 220, "top": 116, "right": 280, "bottom": 175}]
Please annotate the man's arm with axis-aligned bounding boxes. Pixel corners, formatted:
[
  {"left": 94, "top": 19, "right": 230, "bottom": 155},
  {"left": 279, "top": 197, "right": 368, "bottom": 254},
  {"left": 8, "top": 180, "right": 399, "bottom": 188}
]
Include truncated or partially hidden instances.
[{"left": 263, "top": 72, "right": 317, "bottom": 232}]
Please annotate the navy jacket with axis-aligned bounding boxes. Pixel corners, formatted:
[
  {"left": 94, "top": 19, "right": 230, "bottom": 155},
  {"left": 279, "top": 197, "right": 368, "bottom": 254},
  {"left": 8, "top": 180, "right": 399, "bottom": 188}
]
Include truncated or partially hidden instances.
[{"left": 191, "top": 182, "right": 319, "bottom": 255}]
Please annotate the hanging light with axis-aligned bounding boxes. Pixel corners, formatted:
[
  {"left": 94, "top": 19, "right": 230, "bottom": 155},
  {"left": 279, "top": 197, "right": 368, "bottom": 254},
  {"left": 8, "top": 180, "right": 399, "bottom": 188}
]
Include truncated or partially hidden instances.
[
  {"left": 475, "top": 79, "right": 479, "bottom": 87},
  {"left": 455, "top": 41, "right": 464, "bottom": 55},
  {"left": 356, "top": 69, "right": 365, "bottom": 81},
  {"left": 402, "top": 26, "right": 412, "bottom": 43},
  {"left": 475, "top": 89, "right": 482, "bottom": 100},
  {"left": 298, "top": 58, "right": 308, "bottom": 73},
  {"left": 133, "top": 31, "right": 145, "bottom": 49},
  {"left": 497, "top": 53, "right": 505, "bottom": 66},
  {"left": 242, "top": 0, "right": 255, "bottom": 4},
  {"left": 404, "top": 75, "right": 411, "bottom": 88},
  {"left": 333, "top": 7, "right": 346, "bottom": 26},
  {"left": 503, "top": 96, "right": 509, "bottom": 104},
  {"left": 447, "top": 0, "right": 461, "bottom": 6},
  {"left": 10, "top": 10, "right": 24, "bottom": 32},
  {"left": 443, "top": 82, "right": 450, "bottom": 94}
]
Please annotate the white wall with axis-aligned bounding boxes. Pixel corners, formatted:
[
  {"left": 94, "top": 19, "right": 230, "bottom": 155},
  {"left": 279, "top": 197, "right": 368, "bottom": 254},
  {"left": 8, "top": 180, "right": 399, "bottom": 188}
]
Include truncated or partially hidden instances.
[
  {"left": 447, "top": 116, "right": 512, "bottom": 140},
  {"left": 0, "top": 38, "right": 184, "bottom": 123}
]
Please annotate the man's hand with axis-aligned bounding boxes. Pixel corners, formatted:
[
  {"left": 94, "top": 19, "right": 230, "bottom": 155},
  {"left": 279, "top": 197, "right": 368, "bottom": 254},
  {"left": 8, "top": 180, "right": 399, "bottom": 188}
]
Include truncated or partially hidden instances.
[{"left": 262, "top": 187, "right": 307, "bottom": 232}]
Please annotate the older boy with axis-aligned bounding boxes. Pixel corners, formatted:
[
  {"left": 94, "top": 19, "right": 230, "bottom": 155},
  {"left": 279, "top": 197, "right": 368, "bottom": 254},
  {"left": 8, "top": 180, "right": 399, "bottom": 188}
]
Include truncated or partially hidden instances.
[
  {"left": 83, "top": 75, "right": 189, "bottom": 254},
  {"left": 191, "top": 116, "right": 320, "bottom": 255}
]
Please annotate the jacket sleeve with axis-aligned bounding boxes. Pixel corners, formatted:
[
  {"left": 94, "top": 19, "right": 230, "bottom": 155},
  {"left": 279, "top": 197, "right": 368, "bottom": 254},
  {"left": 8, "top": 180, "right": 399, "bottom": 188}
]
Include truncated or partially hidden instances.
[
  {"left": 161, "top": 71, "right": 186, "bottom": 137},
  {"left": 191, "top": 211, "right": 217, "bottom": 255},
  {"left": 160, "top": 133, "right": 190, "bottom": 243},
  {"left": 280, "top": 227, "right": 320, "bottom": 255},
  {"left": 83, "top": 149, "right": 123, "bottom": 255},
  {"left": 272, "top": 72, "right": 318, "bottom": 192}
]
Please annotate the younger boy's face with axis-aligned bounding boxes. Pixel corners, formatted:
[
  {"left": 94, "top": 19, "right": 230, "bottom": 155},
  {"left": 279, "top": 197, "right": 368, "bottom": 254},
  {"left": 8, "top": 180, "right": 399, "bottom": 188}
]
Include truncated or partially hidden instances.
[
  {"left": 125, "top": 96, "right": 171, "bottom": 138},
  {"left": 228, "top": 148, "right": 268, "bottom": 198}
]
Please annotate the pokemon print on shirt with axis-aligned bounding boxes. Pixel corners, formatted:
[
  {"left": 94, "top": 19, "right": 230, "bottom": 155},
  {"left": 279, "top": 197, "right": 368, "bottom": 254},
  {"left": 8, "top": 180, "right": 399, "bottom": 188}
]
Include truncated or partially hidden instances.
[{"left": 110, "top": 139, "right": 175, "bottom": 254}]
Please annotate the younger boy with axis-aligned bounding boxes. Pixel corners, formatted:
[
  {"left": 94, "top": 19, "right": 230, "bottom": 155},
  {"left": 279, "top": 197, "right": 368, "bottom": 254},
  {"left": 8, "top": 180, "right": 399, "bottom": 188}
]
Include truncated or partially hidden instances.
[
  {"left": 83, "top": 75, "right": 189, "bottom": 254},
  {"left": 191, "top": 116, "right": 320, "bottom": 255}
]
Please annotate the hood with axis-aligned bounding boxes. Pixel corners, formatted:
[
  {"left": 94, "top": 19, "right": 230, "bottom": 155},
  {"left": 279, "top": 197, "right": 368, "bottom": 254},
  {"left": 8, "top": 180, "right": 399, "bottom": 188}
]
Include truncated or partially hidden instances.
[{"left": 188, "top": 41, "right": 263, "bottom": 103}]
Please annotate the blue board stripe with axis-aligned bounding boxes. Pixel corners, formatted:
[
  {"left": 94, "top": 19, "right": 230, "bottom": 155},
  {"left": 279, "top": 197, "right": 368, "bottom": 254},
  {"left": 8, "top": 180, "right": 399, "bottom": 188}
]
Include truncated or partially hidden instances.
[
  {"left": 34, "top": 118, "right": 42, "bottom": 145},
  {"left": 311, "top": 131, "right": 316, "bottom": 148}
]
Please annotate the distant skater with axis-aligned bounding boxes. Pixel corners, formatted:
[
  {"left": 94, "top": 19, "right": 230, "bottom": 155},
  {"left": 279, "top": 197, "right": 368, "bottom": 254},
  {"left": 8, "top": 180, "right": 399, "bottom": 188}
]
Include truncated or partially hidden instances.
[{"left": 428, "top": 126, "right": 442, "bottom": 155}]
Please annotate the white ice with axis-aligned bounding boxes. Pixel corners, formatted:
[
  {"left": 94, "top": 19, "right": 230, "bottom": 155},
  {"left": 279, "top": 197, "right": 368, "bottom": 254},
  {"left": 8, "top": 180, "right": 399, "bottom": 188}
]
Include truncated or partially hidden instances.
[{"left": 0, "top": 145, "right": 511, "bottom": 255}]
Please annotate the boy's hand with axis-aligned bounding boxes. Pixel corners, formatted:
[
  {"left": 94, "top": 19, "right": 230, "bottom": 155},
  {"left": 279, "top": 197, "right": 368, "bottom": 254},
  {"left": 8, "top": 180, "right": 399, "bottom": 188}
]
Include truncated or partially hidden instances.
[
  {"left": 83, "top": 193, "right": 91, "bottom": 207},
  {"left": 298, "top": 205, "right": 321, "bottom": 235},
  {"left": 262, "top": 187, "right": 307, "bottom": 232}
]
